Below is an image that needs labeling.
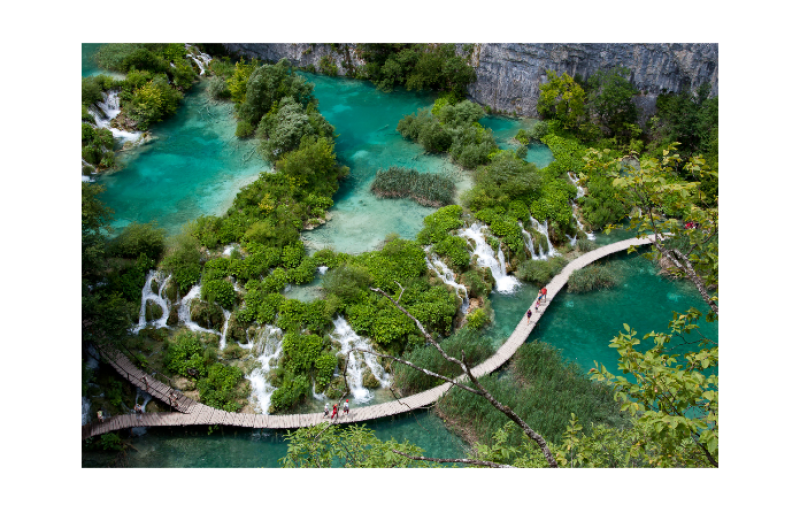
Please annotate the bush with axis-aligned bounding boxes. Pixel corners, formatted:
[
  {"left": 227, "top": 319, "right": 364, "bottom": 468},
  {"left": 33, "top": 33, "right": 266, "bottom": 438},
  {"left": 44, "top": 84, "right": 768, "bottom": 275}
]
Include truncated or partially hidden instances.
[
  {"left": 270, "top": 372, "right": 309, "bottom": 411},
  {"left": 322, "top": 265, "right": 372, "bottom": 303},
  {"left": 466, "top": 308, "right": 488, "bottom": 330},
  {"left": 515, "top": 256, "right": 568, "bottom": 287},
  {"left": 201, "top": 279, "right": 236, "bottom": 309},
  {"left": 432, "top": 235, "right": 471, "bottom": 269},
  {"left": 567, "top": 263, "right": 620, "bottom": 293},
  {"left": 235, "top": 120, "right": 254, "bottom": 138},
  {"left": 107, "top": 222, "right": 166, "bottom": 261},
  {"left": 394, "top": 328, "right": 494, "bottom": 394},
  {"left": 314, "top": 352, "right": 338, "bottom": 388},
  {"left": 197, "top": 363, "right": 244, "bottom": 412},
  {"left": 208, "top": 75, "right": 230, "bottom": 99},
  {"left": 160, "top": 232, "right": 203, "bottom": 294},
  {"left": 416, "top": 205, "right": 463, "bottom": 245},
  {"left": 370, "top": 167, "right": 456, "bottom": 207},
  {"left": 164, "top": 331, "right": 209, "bottom": 378}
]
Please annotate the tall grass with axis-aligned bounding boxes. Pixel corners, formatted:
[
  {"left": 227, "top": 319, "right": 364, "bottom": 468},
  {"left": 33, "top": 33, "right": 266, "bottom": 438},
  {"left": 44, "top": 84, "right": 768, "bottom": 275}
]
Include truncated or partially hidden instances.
[
  {"left": 567, "top": 263, "right": 620, "bottom": 293},
  {"left": 370, "top": 167, "right": 456, "bottom": 207},
  {"left": 515, "top": 256, "right": 567, "bottom": 287},
  {"left": 437, "top": 341, "right": 627, "bottom": 446},
  {"left": 394, "top": 329, "right": 495, "bottom": 394}
]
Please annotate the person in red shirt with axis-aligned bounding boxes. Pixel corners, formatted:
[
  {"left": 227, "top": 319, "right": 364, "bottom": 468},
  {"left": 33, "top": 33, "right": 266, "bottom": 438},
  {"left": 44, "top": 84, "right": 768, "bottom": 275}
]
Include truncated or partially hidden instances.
[
  {"left": 331, "top": 403, "right": 338, "bottom": 419},
  {"left": 538, "top": 287, "right": 547, "bottom": 304}
]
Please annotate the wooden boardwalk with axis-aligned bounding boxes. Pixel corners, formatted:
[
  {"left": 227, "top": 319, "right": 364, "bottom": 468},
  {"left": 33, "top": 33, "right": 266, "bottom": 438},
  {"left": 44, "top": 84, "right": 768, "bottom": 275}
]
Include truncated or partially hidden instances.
[{"left": 82, "top": 235, "right": 654, "bottom": 440}]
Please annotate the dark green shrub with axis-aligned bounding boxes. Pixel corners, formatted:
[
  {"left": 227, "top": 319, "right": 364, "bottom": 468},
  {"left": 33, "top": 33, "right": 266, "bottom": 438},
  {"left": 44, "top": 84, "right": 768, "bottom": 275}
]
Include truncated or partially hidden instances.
[
  {"left": 567, "top": 263, "right": 620, "bottom": 293},
  {"left": 235, "top": 120, "right": 254, "bottom": 138},
  {"left": 515, "top": 256, "right": 568, "bottom": 287},
  {"left": 433, "top": 235, "right": 471, "bottom": 269},
  {"left": 201, "top": 279, "right": 236, "bottom": 309},
  {"left": 197, "top": 363, "right": 244, "bottom": 412},
  {"left": 108, "top": 222, "right": 166, "bottom": 261},
  {"left": 270, "top": 372, "right": 309, "bottom": 411},
  {"left": 370, "top": 167, "right": 456, "bottom": 207}
]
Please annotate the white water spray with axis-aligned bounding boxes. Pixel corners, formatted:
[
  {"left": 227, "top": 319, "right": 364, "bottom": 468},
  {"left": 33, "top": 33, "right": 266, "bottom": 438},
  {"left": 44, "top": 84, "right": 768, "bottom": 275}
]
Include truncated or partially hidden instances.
[
  {"left": 177, "top": 285, "right": 218, "bottom": 335},
  {"left": 330, "top": 316, "right": 391, "bottom": 404},
  {"left": 246, "top": 326, "right": 284, "bottom": 414},
  {"left": 529, "top": 216, "right": 557, "bottom": 258},
  {"left": 458, "top": 223, "right": 520, "bottom": 293},
  {"left": 90, "top": 90, "right": 142, "bottom": 143},
  {"left": 425, "top": 251, "right": 469, "bottom": 314},
  {"left": 133, "top": 271, "right": 171, "bottom": 333}
]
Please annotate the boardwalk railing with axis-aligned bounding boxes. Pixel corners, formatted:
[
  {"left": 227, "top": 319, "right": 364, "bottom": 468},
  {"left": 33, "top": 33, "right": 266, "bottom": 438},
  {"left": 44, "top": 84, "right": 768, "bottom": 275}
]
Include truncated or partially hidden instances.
[{"left": 82, "top": 235, "right": 655, "bottom": 439}]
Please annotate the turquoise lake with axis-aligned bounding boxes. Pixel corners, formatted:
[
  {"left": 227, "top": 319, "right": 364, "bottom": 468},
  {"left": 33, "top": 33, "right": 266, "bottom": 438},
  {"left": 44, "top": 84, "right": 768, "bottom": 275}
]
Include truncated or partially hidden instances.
[{"left": 82, "top": 45, "right": 717, "bottom": 467}]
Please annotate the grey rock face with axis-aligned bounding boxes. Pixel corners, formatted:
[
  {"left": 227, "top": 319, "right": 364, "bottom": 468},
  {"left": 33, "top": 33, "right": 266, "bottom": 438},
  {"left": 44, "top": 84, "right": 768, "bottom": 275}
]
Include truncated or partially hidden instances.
[
  {"left": 222, "top": 43, "right": 363, "bottom": 76},
  {"left": 222, "top": 43, "right": 718, "bottom": 118}
]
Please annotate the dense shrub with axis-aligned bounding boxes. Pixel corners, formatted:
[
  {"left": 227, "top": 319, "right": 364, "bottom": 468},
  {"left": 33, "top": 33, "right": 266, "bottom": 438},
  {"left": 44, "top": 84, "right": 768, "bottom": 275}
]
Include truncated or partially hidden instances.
[
  {"left": 567, "top": 263, "right": 620, "bottom": 293},
  {"left": 107, "top": 222, "right": 166, "bottom": 261},
  {"left": 370, "top": 167, "right": 456, "bottom": 207},
  {"left": 201, "top": 278, "right": 236, "bottom": 309},
  {"left": 160, "top": 232, "right": 203, "bottom": 294},
  {"left": 515, "top": 256, "right": 568, "bottom": 287},
  {"left": 416, "top": 205, "right": 463, "bottom": 245},
  {"left": 394, "top": 328, "right": 494, "bottom": 394},
  {"left": 197, "top": 363, "right": 245, "bottom": 412},
  {"left": 432, "top": 235, "right": 471, "bottom": 269},
  {"left": 270, "top": 372, "right": 309, "bottom": 411}
]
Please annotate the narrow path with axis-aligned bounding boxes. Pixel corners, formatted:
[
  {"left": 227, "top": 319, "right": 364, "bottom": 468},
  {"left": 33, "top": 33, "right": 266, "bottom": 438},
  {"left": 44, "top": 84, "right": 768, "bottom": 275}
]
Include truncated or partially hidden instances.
[{"left": 82, "top": 235, "right": 655, "bottom": 439}]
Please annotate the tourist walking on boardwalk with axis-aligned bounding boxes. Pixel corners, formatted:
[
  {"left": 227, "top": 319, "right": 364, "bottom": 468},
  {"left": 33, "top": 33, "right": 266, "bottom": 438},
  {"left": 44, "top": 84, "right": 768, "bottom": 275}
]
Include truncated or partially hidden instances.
[
  {"left": 526, "top": 309, "right": 532, "bottom": 324},
  {"left": 534, "top": 299, "right": 541, "bottom": 313},
  {"left": 169, "top": 391, "right": 178, "bottom": 409},
  {"left": 324, "top": 403, "right": 330, "bottom": 417},
  {"left": 141, "top": 375, "right": 149, "bottom": 392},
  {"left": 343, "top": 399, "right": 349, "bottom": 415},
  {"left": 332, "top": 403, "right": 339, "bottom": 419},
  {"left": 97, "top": 410, "right": 104, "bottom": 423},
  {"left": 134, "top": 403, "right": 143, "bottom": 420},
  {"left": 538, "top": 287, "right": 548, "bottom": 303}
]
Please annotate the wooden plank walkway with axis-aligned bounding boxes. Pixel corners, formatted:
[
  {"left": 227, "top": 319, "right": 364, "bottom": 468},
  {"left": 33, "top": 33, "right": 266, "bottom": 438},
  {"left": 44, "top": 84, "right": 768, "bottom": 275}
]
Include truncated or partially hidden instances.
[{"left": 83, "top": 236, "right": 654, "bottom": 439}]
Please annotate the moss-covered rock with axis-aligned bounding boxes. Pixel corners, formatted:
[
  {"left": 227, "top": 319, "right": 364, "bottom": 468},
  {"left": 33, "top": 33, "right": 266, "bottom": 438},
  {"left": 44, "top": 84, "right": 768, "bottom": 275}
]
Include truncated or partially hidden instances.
[
  {"left": 362, "top": 373, "right": 380, "bottom": 389},
  {"left": 167, "top": 305, "right": 180, "bottom": 326},
  {"left": 189, "top": 299, "right": 224, "bottom": 330},
  {"left": 150, "top": 279, "right": 159, "bottom": 294},
  {"left": 228, "top": 313, "right": 248, "bottom": 342},
  {"left": 145, "top": 300, "right": 163, "bottom": 322},
  {"left": 326, "top": 376, "right": 348, "bottom": 399},
  {"left": 164, "top": 279, "right": 178, "bottom": 302}
]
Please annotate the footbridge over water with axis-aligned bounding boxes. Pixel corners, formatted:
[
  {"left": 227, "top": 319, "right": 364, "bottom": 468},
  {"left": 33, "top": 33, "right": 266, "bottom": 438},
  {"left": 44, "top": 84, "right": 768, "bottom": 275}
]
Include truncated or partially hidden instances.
[{"left": 82, "top": 235, "right": 656, "bottom": 440}]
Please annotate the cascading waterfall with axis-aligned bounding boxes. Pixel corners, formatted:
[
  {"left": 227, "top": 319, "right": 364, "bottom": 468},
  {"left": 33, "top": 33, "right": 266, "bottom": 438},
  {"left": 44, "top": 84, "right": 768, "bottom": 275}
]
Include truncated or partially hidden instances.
[
  {"left": 177, "top": 285, "right": 218, "bottom": 335},
  {"left": 331, "top": 316, "right": 392, "bottom": 404},
  {"left": 318, "top": 266, "right": 329, "bottom": 275},
  {"left": 425, "top": 251, "right": 469, "bottom": 314},
  {"left": 246, "top": 325, "right": 284, "bottom": 414},
  {"left": 90, "top": 90, "right": 142, "bottom": 143},
  {"left": 572, "top": 204, "right": 596, "bottom": 241},
  {"left": 529, "top": 216, "right": 558, "bottom": 258},
  {"left": 458, "top": 223, "right": 520, "bottom": 293},
  {"left": 82, "top": 397, "right": 91, "bottom": 425},
  {"left": 185, "top": 44, "right": 212, "bottom": 76},
  {"left": 568, "top": 173, "right": 595, "bottom": 240},
  {"left": 133, "top": 271, "right": 171, "bottom": 333},
  {"left": 218, "top": 309, "right": 232, "bottom": 350}
]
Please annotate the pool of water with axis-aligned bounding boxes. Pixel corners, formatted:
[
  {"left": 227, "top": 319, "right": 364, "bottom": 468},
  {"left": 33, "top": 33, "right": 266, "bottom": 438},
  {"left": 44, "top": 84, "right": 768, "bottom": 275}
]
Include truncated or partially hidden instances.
[
  {"left": 298, "top": 72, "right": 472, "bottom": 254},
  {"left": 479, "top": 115, "right": 554, "bottom": 169},
  {"left": 84, "top": 409, "right": 467, "bottom": 468},
  {"left": 96, "top": 81, "right": 267, "bottom": 235}
]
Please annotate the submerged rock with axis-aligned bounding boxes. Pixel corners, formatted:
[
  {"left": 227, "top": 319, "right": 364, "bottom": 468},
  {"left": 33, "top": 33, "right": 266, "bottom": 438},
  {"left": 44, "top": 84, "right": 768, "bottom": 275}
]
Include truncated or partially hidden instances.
[
  {"left": 145, "top": 300, "right": 163, "bottom": 322},
  {"left": 189, "top": 299, "right": 225, "bottom": 330}
]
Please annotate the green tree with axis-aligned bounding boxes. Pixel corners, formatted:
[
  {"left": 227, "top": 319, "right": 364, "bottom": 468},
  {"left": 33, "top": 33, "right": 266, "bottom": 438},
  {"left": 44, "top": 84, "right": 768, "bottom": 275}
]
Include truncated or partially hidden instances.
[
  {"left": 586, "top": 66, "right": 640, "bottom": 138},
  {"left": 537, "top": 70, "right": 587, "bottom": 130}
]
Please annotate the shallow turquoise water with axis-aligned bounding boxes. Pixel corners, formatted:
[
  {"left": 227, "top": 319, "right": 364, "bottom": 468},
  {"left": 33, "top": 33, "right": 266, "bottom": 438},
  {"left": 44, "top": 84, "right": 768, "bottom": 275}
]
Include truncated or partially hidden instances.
[
  {"left": 85, "top": 409, "right": 467, "bottom": 468},
  {"left": 298, "top": 72, "right": 471, "bottom": 253},
  {"left": 487, "top": 253, "right": 718, "bottom": 375},
  {"left": 96, "top": 82, "right": 266, "bottom": 234},
  {"left": 479, "top": 115, "right": 555, "bottom": 169}
]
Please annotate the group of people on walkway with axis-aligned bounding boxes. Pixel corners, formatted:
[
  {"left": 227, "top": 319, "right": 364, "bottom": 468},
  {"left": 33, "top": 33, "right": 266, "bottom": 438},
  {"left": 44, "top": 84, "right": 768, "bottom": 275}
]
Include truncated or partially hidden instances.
[
  {"left": 323, "top": 399, "right": 350, "bottom": 420},
  {"left": 526, "top": 287, "right": 548, "bottom": 324}
]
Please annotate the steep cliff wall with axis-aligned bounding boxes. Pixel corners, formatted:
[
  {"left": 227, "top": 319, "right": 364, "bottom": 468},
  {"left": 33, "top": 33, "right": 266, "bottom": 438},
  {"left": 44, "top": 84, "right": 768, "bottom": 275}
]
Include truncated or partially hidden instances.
[
  {"left": 221, "top": 43, "right": 718, "bottom": 118},
  {"left": 462, "top": 43, "right": 718, "bottom": 118},
  {"left": 222, "top": 43, "right": 363, "bottom": 76}
]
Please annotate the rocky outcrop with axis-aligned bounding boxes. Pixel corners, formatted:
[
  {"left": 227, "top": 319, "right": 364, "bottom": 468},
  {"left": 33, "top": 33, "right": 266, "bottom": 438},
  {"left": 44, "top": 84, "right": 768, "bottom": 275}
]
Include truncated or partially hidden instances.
[
  {"left": 221, "top": 43, "right": 718, "bottom": 118},
  {"left": 222, "top": 43, "right": 363, "bottom": 76}
]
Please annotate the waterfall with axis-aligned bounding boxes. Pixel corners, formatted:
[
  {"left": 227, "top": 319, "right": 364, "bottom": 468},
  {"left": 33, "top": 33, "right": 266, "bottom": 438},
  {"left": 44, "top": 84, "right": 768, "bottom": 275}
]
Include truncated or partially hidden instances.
[
  {"left": 529, "top": 217, "right": 557, "bottom": 258},
  {"left": 222, "top": 243, "right": 240, "bottom": 256},
  {"left": 82, "top": 397, "right": 91, "bottom": 425},
  {"left": 318, "top": 266, "right": 329, "bottom": 275},
  {"left": 572, "top": 204, "right": 596, "bottom": 241},
  {"left": 568, "top": 172, "right": 586, "bottom": 198},
  {"left": 246, "top": 325, "right": 284, "bottom": 414},
  {"left": 133, "top": 271, "right": 171, "bottom": 333},
  {"left": 185, "top": 44, "right": 213, "bottom": 76},
  {"left": 90, "top": 90, "right": 142, "bottom": 143},
  {"left": 218, "top": 309, "right": 232, "bottom": 350},
  {"left": 330, "top": 316, "right": 392, "bottom": 404},
  {"left": 425, "top": 251, "right": 469, "bottom": 314},
  {"left": 177, "top": 285, "right": 218, "bottom": 335},
  {"left": 458, "top": 223, "right": 520, "bottom": 293}
]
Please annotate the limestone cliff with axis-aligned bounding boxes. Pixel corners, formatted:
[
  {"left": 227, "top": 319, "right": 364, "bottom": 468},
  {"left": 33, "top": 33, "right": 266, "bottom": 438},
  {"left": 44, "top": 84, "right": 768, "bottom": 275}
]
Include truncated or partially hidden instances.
[{"left": 221, "top": 43, "right": 718, "bottom": 118}]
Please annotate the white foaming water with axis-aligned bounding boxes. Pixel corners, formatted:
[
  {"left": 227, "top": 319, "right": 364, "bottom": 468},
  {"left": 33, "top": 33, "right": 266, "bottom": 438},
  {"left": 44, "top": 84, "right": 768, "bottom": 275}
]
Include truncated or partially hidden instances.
[
  {"left": 130, "top": 389, "right": 153, "bottom": 436},
  {"left": 458, "top": 223, "right": 520, "bottom": 293},
  {"left": 519, "top": 221, "right": 551, "bottom": 260},
  {"left": 425, "top": 251, "right": 469, "bottom": 314},
  {"left": 246, "top": 326, "right": 284, "bottom": 414},
  {"left": 133, "top": 271, "right": 171, "bottom": 333},
  {"left": 90, "top": 90, "right": 142, "bottom": 143},
  {"left": 218, "top": 309, "right": 232, "bottom": 350},
  {"left": 177, "top": 285, "right": 218, "bottom": 335},
  {"left": 185, "top": 44, "right": 213, "bottom": 76},
  {"left": 318, "top": 266, "right": 329, "bottom": 275},
  {"left": 222, "top": 243, "right": 240, "bottom": 256},
  {"left": 568, "top": 172, "right": 586, "bottom": 198},
  {"left": 571, "top": 204, "right": 596, "bottom": 240},
  {"left": 331, "top": 316, "right": 392, "bottom": 404},
  {"left": 530, "top": 217, "right": 558, "bottom": 257}
]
